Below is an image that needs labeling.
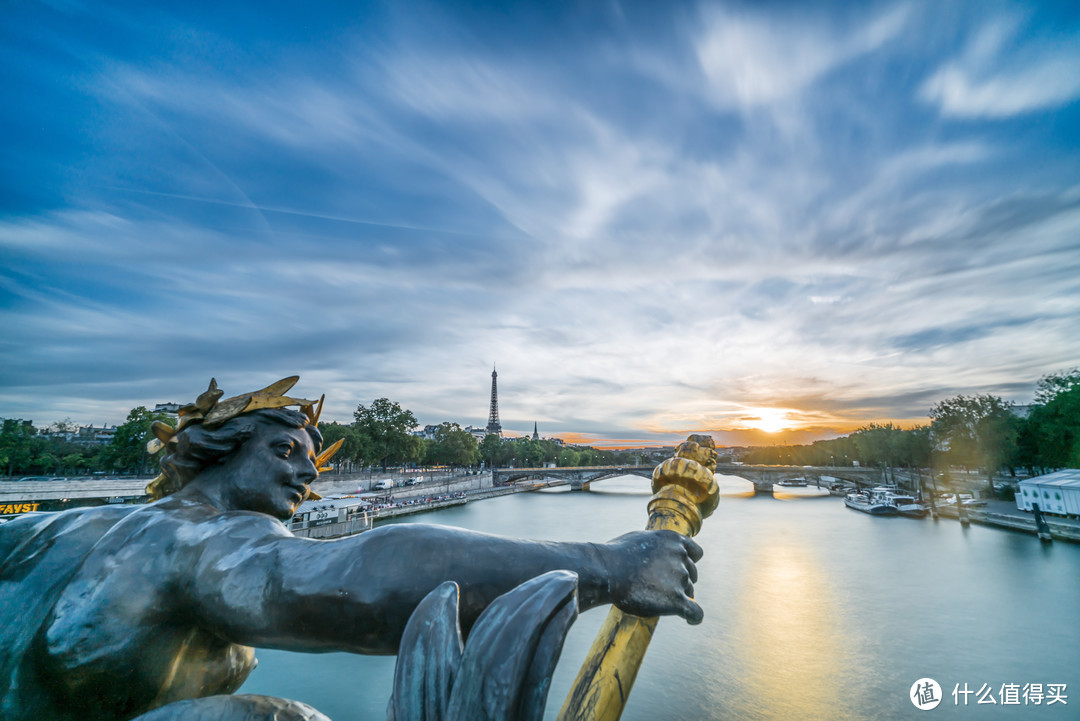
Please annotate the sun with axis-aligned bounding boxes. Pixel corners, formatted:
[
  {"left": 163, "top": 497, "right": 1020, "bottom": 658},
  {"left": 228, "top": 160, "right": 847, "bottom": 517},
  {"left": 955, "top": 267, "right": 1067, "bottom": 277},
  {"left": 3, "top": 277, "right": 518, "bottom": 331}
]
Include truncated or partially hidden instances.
[{"left": 743, "top": 408, "right": 793, "bottom": 434}]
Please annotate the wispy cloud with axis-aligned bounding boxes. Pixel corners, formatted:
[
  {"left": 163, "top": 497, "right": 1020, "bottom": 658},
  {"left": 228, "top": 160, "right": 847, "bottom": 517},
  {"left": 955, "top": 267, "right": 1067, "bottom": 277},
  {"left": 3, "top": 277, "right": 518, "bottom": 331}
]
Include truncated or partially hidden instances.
[
  {"left": 2, "top": 1, "right": 1079, "bottom": 446},
  {"left": 921, "top": 16, "right": 1080, "bottom": 117},
  {"left": 694, "top": 4, "right": 911, "bottom": 109}
]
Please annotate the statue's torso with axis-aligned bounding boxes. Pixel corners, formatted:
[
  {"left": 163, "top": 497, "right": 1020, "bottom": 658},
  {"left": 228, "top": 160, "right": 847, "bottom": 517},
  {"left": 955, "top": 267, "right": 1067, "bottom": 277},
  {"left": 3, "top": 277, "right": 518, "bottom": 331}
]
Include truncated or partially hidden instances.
[{"left": 1, "top": 503, "right": 257, "bottom": 721}]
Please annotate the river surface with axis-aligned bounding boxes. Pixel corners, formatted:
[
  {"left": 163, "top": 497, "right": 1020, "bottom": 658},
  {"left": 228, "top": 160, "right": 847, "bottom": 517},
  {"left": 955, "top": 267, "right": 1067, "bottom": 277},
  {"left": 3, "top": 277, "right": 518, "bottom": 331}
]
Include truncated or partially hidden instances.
[{"left": 241, "top": 475, "right": 1079, "bottom": 720}]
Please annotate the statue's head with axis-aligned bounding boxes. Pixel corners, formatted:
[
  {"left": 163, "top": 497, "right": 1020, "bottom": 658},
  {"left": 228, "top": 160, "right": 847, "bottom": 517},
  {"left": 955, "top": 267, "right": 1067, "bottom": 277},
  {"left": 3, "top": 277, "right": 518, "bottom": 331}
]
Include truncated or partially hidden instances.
[{"left": 146, "top": 377, "right": 342, "bottom": 513}]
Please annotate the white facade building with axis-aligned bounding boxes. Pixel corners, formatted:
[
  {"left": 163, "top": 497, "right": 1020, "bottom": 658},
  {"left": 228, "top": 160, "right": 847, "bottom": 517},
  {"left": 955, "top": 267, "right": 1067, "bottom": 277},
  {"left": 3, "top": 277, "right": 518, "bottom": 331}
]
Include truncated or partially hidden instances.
[{"left": 1015, "top": 469, "right": 1080, "bottom": 517}]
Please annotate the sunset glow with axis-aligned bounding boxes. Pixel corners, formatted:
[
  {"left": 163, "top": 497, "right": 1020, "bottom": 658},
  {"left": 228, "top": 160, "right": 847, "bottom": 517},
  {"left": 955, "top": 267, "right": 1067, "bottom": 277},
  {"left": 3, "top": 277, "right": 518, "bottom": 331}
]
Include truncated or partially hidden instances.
[{"left": 741, "top": 409, "right": 795, "bottom": 434}]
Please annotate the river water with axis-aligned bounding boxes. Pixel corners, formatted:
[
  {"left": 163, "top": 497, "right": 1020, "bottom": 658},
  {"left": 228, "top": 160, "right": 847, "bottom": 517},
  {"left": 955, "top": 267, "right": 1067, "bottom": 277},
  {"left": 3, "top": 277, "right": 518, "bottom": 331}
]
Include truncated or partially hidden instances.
[{"left": 241, "top": 475, "right": 1079, "bottom": 719}]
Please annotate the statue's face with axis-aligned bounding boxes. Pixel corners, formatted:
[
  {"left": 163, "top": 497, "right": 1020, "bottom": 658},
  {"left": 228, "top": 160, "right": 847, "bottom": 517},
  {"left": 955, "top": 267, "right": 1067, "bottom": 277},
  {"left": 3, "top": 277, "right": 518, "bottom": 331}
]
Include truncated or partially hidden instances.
[{"left": 221, "top": 422, "right": 319, "bottom": 519}]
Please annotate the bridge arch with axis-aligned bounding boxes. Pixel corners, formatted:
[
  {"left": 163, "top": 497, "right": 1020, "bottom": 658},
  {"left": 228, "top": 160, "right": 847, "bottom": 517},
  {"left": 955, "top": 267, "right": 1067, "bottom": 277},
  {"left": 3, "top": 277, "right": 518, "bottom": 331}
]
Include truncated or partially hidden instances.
[{"left": 493, "top": 464, "right": 894, "bottom": 494}]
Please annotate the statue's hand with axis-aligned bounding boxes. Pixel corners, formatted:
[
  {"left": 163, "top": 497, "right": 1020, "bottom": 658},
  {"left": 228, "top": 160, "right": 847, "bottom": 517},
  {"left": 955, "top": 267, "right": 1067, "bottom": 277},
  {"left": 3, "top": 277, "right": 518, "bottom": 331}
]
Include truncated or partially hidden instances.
[{"left": 606, "top": 530, "right": 704, "bottom": 624}]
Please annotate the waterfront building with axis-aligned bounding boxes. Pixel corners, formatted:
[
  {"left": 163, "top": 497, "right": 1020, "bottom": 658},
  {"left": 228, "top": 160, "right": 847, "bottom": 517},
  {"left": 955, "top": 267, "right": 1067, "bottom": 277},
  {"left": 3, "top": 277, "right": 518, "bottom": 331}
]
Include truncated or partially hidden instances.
[{"left": 1016, "top": 468, "right": 1080, "bottom": 517}]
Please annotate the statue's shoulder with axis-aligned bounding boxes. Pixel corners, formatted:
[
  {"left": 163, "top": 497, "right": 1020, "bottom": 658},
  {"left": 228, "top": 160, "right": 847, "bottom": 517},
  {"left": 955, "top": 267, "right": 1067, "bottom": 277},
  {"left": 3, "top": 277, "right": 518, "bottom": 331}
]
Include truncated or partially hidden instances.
[
  {"left": 0, "top": 505, "right": 139, "bottom": 573},
  {"left": 137, "top": 499, "right": 293, "bottom": 548},
  {"left": 0, "top": 505, "right": 146, "bottom": 674}
]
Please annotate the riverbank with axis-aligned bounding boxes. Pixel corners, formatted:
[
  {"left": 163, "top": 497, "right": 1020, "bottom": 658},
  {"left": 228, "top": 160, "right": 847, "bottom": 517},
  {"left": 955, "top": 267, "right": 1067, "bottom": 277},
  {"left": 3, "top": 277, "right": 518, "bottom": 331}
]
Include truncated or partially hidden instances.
[
  {"left": 368, "top": 475, "right": 544, "bottom": 520},
  {"left": 932, "top": 498, "right": 1080, "bottom": 542},
  {"left": 293, "top": 472, "right": 541, "bottom": 538}
]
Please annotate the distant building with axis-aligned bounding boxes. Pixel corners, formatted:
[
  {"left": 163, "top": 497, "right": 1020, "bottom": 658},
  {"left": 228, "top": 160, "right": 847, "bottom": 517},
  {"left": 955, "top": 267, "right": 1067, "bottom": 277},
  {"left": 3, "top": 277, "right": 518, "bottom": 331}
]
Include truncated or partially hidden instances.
[
  {"left": 417, "top": 424, "right": 491, "bottom": 443},
  {"left": 75, "top": 424, "right": 118, "bottom": 446},
  {"left": 2, "top": 419, "right": 34, "bottom": 432},
  {"left": 416, "top": 424, "right": 440, "bottom": 441},
  {"left": 532, "top": 422, "right": 539, "bottom": 441},
  {"left": 464, "top": 425, "right": 488, "bottom": 442},
  {"left": 38, "top": 427, "right": 78, "bottom": 443},
  {"left": 154, "top": 402, "right": 181, "bottom": 418}
]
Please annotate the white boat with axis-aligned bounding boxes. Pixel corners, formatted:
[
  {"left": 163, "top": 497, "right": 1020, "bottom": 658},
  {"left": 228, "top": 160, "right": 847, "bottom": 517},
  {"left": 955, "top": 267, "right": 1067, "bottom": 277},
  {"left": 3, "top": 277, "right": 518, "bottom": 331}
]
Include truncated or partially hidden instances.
[
  {"left": 844, "top": 492, "right": 899, "bottom": 515},
  {"left": 868, "top": 486, "right": 927, "bottom": 518}
]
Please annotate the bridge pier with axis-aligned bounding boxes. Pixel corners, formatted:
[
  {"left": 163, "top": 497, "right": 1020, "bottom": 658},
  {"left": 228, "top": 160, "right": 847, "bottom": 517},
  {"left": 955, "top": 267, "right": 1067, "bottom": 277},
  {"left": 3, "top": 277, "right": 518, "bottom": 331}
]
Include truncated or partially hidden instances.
[{"left": 570, "top": 479, "right": 590, "bottom": 492}]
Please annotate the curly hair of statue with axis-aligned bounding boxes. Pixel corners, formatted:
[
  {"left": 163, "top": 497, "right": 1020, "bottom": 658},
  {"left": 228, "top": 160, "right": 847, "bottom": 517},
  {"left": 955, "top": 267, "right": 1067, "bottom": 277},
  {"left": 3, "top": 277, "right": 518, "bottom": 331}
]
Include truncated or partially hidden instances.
[{"left": 144, "top": 376, "right": 341, "bottom": 500}]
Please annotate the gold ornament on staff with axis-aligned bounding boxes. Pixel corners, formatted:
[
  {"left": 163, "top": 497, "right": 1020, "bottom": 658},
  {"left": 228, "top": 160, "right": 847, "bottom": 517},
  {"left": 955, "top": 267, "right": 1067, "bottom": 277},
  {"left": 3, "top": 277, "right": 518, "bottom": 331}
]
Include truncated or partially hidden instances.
[{"left": 557, "top": 434, "right": 719, "bottom": 721}]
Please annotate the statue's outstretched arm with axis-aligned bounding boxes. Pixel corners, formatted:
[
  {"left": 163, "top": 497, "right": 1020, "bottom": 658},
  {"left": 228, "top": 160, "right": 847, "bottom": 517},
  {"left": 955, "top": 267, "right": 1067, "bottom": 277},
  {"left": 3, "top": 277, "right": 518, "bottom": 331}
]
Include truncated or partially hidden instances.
[{"left": 185, "top": 517, "right": 700, "bottom": 655}]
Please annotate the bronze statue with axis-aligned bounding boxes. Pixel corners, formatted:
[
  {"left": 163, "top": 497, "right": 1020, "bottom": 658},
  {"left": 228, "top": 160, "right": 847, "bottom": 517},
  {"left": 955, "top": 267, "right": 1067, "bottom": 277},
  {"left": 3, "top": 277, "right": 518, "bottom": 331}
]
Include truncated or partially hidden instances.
[{"left": 0, "top": 378, "right": 704, "bottom": 720}]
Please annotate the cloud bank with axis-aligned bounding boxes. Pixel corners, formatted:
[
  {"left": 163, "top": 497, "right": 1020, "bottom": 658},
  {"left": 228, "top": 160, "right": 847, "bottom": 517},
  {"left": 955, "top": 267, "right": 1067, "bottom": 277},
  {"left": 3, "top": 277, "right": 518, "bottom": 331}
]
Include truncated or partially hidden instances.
[{"left": 2, "top": 0, "right": 1079, "bottom": 446}]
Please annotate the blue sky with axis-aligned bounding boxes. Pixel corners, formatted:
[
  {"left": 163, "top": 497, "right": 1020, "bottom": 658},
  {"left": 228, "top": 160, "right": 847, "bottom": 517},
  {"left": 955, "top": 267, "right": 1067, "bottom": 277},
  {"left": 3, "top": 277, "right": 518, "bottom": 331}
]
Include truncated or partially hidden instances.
[{"left": 2, "top": 0, "right": 1079, "bottom": 447}]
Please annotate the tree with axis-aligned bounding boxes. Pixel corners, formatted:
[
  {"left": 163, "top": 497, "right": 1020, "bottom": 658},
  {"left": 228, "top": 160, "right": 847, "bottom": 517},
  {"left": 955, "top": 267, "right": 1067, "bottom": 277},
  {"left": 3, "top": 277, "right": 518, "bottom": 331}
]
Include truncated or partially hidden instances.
[
  {"left": 62, "top": 453, "right": 85, "bottom": 474},
  {"left": 851, "top": 423, "right": 903, "bottom": 469},
  {"left": 353, "top": 398, "right": 421, "bottom": 470},
  {"left": 479, "top": 434, "right": 513, "bottom": 467},
  {"left": 0, "top": 419, "right": 38, "bottom": 476},
  {"left": 427, "top": 423, "right": 480, "bottom": 467},
  {"left": 929, "top": 394, "right": 1017, "bottom": 494},
  {"left": 557, "top": 448, "right": 580, "bottom": 467},
  {"left": 47, "top": 418, "right": 78, "bottom": 436},
  {"left": 103, "top": 407, "right": 176, "bottom": 474},
  {"left": 1024, "top": 370, "right": 1080, "bottom": 469},
  {"left": 514, "top": 438, "right": 545, "bottom": 467},
  {"left": 318, "top": 422, "right": 369, "bottom": 472}
]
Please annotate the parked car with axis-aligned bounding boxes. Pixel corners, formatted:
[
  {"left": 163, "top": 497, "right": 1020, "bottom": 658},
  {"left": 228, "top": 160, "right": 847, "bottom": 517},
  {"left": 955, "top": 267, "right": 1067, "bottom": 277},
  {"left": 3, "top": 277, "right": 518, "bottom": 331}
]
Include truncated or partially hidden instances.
[{"left": 374, "top": 480, "right": 394, "bottom": 491}]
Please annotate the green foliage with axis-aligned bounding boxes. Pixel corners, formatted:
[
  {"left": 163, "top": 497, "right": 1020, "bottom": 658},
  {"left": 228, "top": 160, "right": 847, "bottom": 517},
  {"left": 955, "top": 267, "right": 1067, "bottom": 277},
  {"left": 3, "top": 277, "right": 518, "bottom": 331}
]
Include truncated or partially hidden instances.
[
  {"left": 477, "top": 433, "right": 630, "bottom": 468},
  {"left": 929, "top": 394, "right": 1017, "bottom": 485},
  {"left": 1034, "top": 369, "right": 1080, "bottom": 404},
  {"left": 353, "top": 398, "right": 422, "bottom": 469},
  {"left": 1, "top": 419, "right": 38, "bottom": 475},
  {"left": 424, "top": 423, "right": 480, "bottom": 467},
  {"left": 319, "top": 422, "right": 369, "bottom": 466},
  {"left": 103, "top": 407, "right": 176, "bottom": 474},
  {"left": 557, "top": 447, "right": 580, "bottom": 467},
  {"left": 742, "top": 423, "right": 930, "bottom": 470},
  {"left": 5, "top": 371, "right": 1078, "bottom": 481},
  {"left": 1022, "top": 370, "right": 1080, "bottom": 470},
  {"left": 479, "top": 434, "right": 515, "bottom": 467}
]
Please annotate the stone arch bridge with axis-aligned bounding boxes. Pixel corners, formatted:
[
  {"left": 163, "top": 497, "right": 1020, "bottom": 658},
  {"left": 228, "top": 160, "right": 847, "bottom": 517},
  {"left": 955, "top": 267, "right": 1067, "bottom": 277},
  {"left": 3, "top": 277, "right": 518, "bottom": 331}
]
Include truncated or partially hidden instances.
[{"left": 493, "top": 464, "right": 890, "bottom": 494}]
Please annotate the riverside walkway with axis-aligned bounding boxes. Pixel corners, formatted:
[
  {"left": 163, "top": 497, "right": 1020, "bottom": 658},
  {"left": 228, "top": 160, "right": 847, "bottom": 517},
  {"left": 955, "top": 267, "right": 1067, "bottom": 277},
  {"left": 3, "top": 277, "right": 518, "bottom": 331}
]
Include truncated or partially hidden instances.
[{"left": 934, "top": 499, "right": 1080, "bottom": 543}]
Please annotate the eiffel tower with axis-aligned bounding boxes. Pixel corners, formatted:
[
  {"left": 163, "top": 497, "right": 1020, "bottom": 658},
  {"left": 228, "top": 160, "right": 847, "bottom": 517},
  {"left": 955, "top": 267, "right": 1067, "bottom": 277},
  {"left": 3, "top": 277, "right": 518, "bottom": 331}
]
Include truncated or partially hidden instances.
[{"left": 486, "top": 365, "right": 502, "bottom": 436}]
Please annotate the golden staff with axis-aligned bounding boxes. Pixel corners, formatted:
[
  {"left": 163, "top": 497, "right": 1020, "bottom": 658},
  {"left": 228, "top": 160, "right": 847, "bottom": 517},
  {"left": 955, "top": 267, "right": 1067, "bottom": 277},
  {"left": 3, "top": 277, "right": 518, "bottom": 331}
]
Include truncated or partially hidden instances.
[{"left": 557, "top": 434, "right": 719, "bottom": 721}]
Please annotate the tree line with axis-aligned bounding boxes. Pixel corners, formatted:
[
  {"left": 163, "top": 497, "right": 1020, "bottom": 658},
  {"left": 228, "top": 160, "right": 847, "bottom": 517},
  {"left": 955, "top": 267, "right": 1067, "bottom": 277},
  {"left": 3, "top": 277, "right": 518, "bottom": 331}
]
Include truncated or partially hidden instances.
[
  {"left": 0, "top": 397, "right": 645, "bottom": 477},
  {"left": 1, "top": 406, "right": 175, "bottom": 477},
  {"left": 741, "top": 369, "right": 1080, "bottom": 494},
  {"left": 321, "top": 398, "right": 649, "bottom": 471},
  {"left": 3, "top": 370, "right": 1076, "bottom": 480}
]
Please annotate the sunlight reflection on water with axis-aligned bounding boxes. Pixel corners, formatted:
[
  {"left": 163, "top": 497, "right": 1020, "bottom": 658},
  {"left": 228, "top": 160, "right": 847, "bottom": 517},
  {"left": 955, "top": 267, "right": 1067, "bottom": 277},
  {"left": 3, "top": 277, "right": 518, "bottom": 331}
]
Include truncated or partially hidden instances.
[{"left": 242, "top": 474, "right": 1080, "bottom": 721}]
